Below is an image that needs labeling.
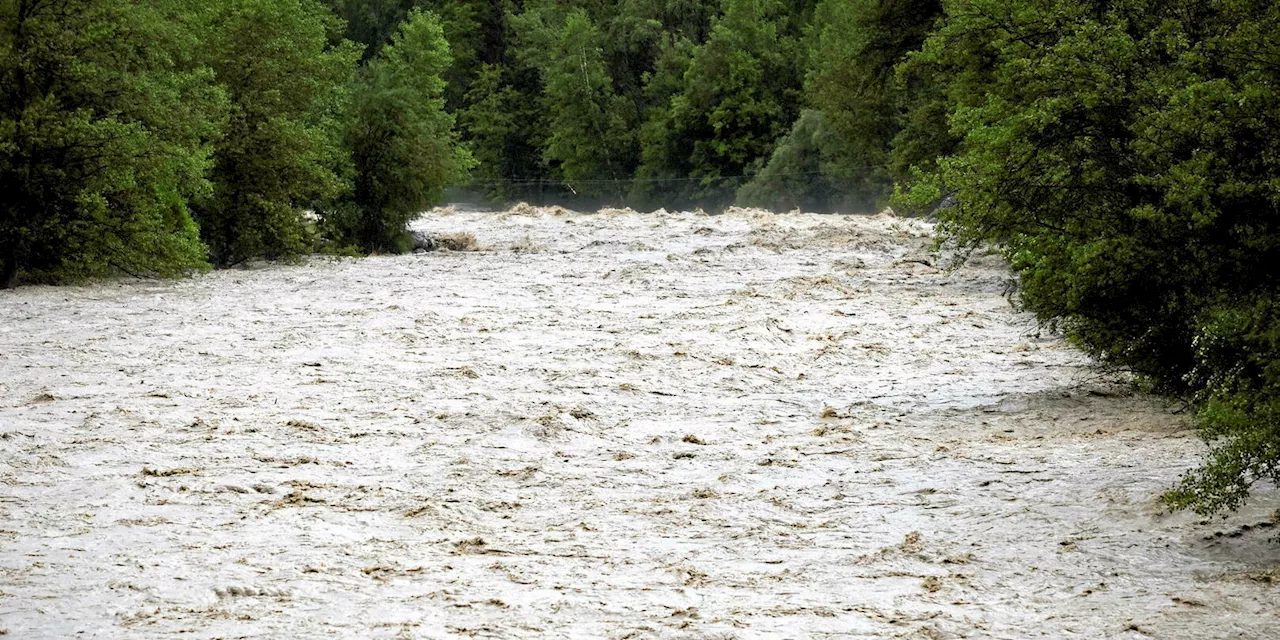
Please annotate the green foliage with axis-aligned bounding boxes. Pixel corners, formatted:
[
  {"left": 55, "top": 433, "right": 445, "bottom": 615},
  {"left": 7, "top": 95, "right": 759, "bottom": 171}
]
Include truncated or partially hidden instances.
[
  {"left": 1165, "top": 300, "right": 1280, "bottom": 514},
  {"left": 646, "top": 0, "right": 721, "bottom": 42},
  {"left": 313, "top": 0, "right": 824, "bottom": 209},
  {"left": 632, "top": 33, "right": 699, "bottom": 206},
  {"left": 806, "top": 0, "right": 941, "bottom": 205},
  {"left": 322, "top": 0, "right": 420, "bottom": 59},
  {"left": 457, "top": 63, "right": 543, "bottom": 202},
  {"left": 324, "top": 0, "right": 505, "bottom": 110},
  {"left": 903, "top": 0, "right": 1280, "bottom": 515},
  {"left": 0, "top": 0, "right": 222, "bottom": 286},
  {"left": 322, "top": 9, "right": 472, "bottom": 253},
  {"left": 515, "top": 7, "right": 635, "bottom": 197},
  {"left": 737, "top": 110, "right": 878, "bottom": 213},
  {"left": 636, "top": 0, "right": 803, "bottom": 207},
  {"left": 194, "top": 0, "right": 358, "bottom": 266},
  {"left": 428, "top": 0, "right": 505, "bottom": 110}
]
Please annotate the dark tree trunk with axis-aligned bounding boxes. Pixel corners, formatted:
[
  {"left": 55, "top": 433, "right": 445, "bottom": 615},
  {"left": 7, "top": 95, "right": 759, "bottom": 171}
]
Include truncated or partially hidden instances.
[{"left": 1, "top": 250, "right": 17, "bottom": 289}]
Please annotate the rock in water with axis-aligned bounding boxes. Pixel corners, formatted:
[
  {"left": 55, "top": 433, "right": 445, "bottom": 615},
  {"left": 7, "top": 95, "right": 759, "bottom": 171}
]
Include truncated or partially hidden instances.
[{"left": 411, "top": 232, "right": 437, "bottom": 253}]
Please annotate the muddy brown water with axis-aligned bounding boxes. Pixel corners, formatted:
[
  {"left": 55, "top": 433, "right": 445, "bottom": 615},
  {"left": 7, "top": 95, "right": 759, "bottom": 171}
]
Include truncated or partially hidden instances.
[{"left": 1, "top": 206, "right": 1277, "bottom": 638}]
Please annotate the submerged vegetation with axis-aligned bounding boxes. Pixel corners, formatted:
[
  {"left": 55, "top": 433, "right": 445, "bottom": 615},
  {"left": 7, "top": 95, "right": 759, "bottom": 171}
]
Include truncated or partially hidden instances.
[{"left": 1, "top": 0, "right": 1277, "bottom": 515}]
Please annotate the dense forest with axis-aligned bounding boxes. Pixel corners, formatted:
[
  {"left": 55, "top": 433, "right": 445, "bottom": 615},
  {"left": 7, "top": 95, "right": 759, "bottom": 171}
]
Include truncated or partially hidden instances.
[{"left": 2, "top": 0, "right": 1279, "bottom": 515}]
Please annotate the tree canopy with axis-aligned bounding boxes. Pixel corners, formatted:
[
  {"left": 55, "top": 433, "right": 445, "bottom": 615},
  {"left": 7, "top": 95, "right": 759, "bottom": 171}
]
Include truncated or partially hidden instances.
[
  {"left": 194, "top": 0, "right": 358, "bottom": 266},
  {"left": 0, "top": 0, "right": 221, "bottom": 285},
  {"left": 900, "top": 0, "right": 1280, "bottom": 515},
  {"left": 321, "top": 8, "right": 472, "bottom": 253}
]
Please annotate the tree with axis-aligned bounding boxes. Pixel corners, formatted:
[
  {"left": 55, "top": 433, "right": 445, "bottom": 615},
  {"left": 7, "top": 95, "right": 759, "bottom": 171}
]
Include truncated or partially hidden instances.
[
  {"left": 804, "top": 0, "right": 942, "bottom": 204},
  {"left": 736, "top": 110, "right": 870, "bottom": 212},
  {"left": 632, "top": 32, "right": 698, "bottom": 208},
  {"left": 195, "top": 0, "right": 358, "bottom": 266},
  {"left": 322, "top": 8, "right": 472, "bottom": 252},
  {"left": 0, "top": 0, "right": 223, "bottom": 287},
  {"left": 458, "top": 63, "right": 545, "bottom": 202},
  {"left": 323, "top": 0, "right": 421, "bottom": 60},
  {"left": 430, "top": 0, "right": 513, "bottom": 111},
  {"left": 630, "top": 0, "right": 720, "bottom": 43},
  {"left": 902, "top": 0, "right": 1280, "bottom": 515},
  {"left": 636, "top": 0, "right": 802, "bottom": 207},
  {"left": 516, "top": 7, "right": 636, "bottom": 198}
]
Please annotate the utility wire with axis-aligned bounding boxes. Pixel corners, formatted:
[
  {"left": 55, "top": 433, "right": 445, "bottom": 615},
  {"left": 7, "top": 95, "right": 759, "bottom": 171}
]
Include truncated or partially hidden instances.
[{"left": 462, "top": 166, "right": 892, "bottom": 188}]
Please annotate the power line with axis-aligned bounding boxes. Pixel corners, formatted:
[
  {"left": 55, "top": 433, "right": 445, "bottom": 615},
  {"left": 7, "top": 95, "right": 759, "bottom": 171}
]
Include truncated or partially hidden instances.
[{"left": 461, "top": 166, "right": 892, "bottom": 188}]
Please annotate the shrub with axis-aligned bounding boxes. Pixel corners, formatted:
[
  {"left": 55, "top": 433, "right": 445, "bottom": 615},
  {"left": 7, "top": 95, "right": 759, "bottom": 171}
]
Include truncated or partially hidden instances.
[
  {"left": 0, "top": 0, "right": 221, "bottom": 286},
  {"left": 320, "top": 9, "right": 473, "bottom": 254},
  {"left": 900, "top": 0, "right": 1280, "bottom": 514}
]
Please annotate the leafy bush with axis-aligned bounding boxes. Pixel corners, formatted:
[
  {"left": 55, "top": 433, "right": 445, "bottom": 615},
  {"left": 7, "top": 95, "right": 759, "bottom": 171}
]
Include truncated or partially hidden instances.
[
  {"left": 900, "top": 0, "right": 1280, "bottom": 515},
  {"left": 808, "top": 0, "right": 943, "bottom": 201},
  {"left": 1167, "top": 299, "right": 1280, "bottom": 514},
  {"left": 320, "top": 9, "right": 472, "bottom": 253},
  {"left": 635, "top": 0, "right": 803, "bottom": 208},
  {"left": 194, "top": 0, "right": 358, "bottom": 266},
  {"left": 513, "top": 7, "right": 636, "bottom": 198},
  {"left": 0, "top": 0, "right": 221, "bottom": 287}
]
